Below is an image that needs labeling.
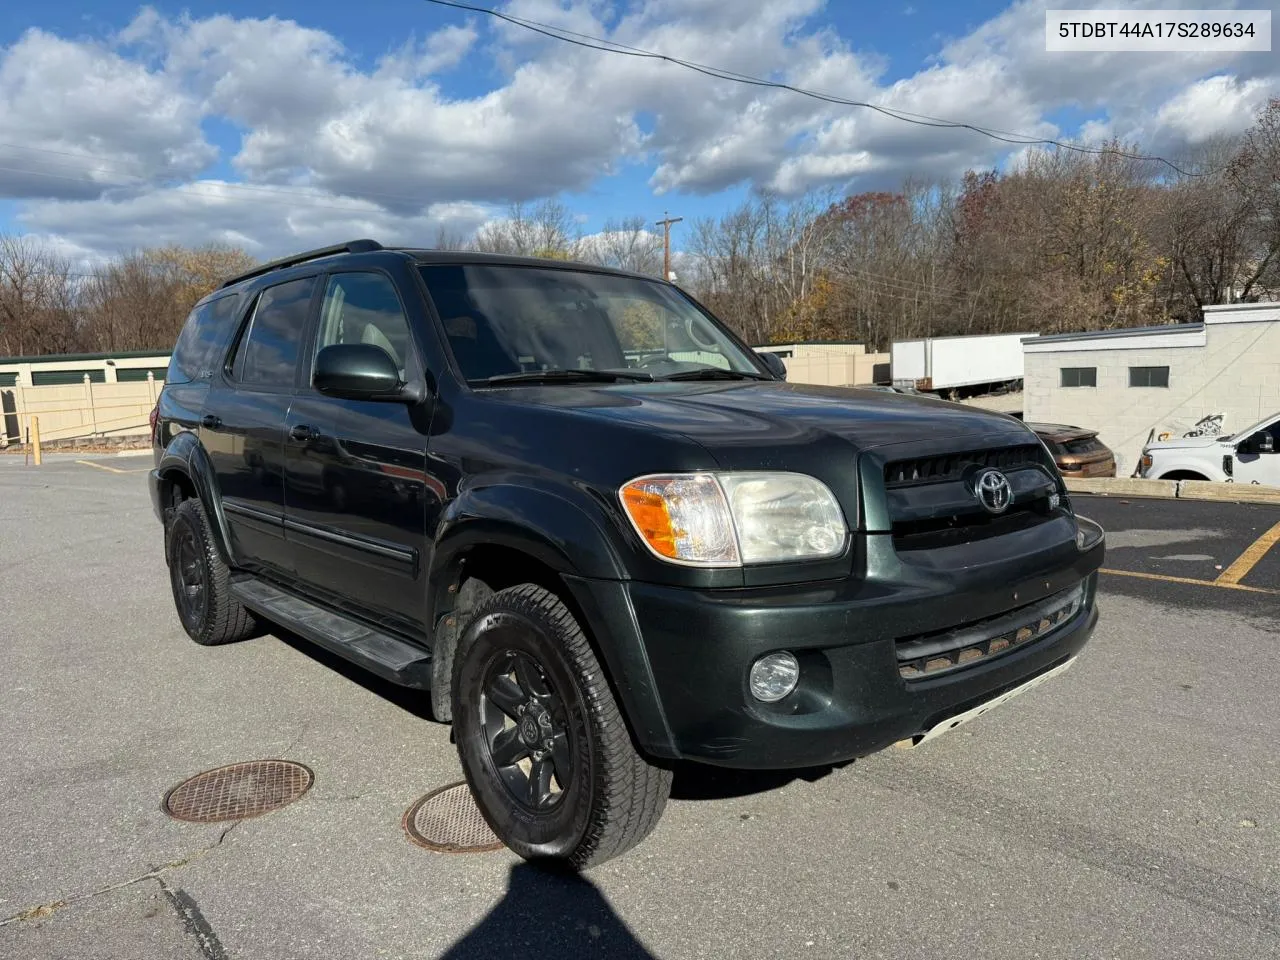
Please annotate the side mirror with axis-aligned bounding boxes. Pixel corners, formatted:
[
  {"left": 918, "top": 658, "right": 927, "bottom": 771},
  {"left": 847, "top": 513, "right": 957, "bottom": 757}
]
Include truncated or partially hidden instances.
[
  {"left": 759, "top": 352, "right": 787, "bottom": 380},
  {"left": 314, "top": 344, "right": 420, "bottom": 403}
]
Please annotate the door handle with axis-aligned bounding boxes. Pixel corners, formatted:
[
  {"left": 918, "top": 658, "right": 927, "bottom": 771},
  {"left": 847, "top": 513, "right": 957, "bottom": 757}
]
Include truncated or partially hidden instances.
[
  {"left": 201, "top": 415, "right": 221, "bottom": 429},
  {"left": 290, "top": 424, "right": 318, "bottom": 442}
]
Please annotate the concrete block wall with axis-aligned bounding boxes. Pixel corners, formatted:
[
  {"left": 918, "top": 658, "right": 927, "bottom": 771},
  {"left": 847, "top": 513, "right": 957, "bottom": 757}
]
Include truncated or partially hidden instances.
[{"left": 1025, "top": 320, "right": 1280, "bottom": 475}]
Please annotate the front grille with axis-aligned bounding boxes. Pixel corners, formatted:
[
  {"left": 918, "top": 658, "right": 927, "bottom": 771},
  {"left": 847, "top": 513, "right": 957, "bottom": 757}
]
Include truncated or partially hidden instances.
[
  {"left": 896, "top": 584, "right": 1084, "bottom": 680},
  {"left": 884, "top": 444, "right": 1043, "bottom": 489},
  {"left": 892, "top": 504, "right": 1052, "bottom": 552}
]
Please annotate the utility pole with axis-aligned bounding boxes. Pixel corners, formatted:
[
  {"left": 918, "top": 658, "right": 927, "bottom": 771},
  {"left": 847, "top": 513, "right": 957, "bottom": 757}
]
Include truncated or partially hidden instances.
[{"left": 656, "top": 212, "right": 683, "bottom": 282}]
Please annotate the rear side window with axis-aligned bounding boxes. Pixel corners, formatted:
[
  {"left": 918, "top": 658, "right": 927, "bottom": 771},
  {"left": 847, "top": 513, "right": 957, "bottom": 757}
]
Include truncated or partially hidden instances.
[
  {"left": 1064, "top": 436, "right": 1104, "bottom": 455},
  {"left": 230, "top": 278, "right": 316, "bottom": 387},
  {"left": 168, "top": 294, "right": 241, "bottom": 384}
]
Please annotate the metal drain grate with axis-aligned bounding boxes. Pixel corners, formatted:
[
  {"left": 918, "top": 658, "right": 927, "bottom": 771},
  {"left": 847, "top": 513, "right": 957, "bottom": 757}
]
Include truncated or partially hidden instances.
[
  {"left": 403, "top": 782, "right": 505, "bottom": 854},
  {"left": 163, "top": 760, "right": 314, "bottom": 823}
]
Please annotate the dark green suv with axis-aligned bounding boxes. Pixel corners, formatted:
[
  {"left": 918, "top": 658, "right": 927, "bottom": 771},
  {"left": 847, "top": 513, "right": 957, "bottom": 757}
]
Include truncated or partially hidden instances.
[{"left": 150, "top": 239, "right": 1105, "bottom": 868}]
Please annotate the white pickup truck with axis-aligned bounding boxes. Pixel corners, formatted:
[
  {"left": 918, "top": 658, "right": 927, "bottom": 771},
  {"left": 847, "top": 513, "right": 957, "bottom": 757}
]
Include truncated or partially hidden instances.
[{"left": 1139, "top": 413, "right": 1280, "bottom": 484}]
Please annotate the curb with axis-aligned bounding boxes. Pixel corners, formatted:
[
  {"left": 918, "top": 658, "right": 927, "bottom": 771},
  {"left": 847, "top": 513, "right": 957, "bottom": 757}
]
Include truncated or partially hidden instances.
[
  {"left": 1066, "top": 476, "right": 1280, "bottom": 505},
  {"left": 1065, "top": 478, "right": 1177, "bottom": 499}
]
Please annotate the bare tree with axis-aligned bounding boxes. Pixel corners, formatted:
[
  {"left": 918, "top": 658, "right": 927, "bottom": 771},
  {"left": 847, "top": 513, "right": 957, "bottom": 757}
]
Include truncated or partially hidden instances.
[
  {"left": 580, "top": 216, "right": 663, "bottom": 276},
  {"left": 0, "top": 235, "right": 79, "bottom": 357},
  {"left": 474, "top": 200, "right": 582, "bottom": 259}
]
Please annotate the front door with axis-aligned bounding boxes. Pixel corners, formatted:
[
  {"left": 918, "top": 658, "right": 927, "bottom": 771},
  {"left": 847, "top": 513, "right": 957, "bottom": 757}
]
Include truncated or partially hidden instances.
[
  {"left": 203, "top": 276, "right": 318, "bottom": 575},
  {"left": 283, "top": 270, "right": 436, "bottom": 639},
  {"left": 1232, "top": 418, "right": 1280, "bottom": 486}
]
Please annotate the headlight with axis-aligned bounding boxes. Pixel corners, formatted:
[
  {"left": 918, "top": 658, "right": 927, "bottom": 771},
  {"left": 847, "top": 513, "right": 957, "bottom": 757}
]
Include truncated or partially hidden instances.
[{"left": 619, "top": 472, "right": 847, "bottom": 567}]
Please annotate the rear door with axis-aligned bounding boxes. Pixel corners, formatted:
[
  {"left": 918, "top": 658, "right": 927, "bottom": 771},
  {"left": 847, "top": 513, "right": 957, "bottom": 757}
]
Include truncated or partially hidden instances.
[
  {"left": 203, "top": 275, "right": 318, "bottom": 575},
  {"left": 283, "top": 270, "right": 435, "bottom": 637}
]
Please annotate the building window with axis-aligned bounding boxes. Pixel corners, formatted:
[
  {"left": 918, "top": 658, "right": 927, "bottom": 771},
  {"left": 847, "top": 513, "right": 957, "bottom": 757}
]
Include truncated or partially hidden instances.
[
  {"left": 1129, "top": 366, "right": 1169, "bottom": 388},
  {"left": 31, "top": 368, "right": 106, "bottom": 386},
  {"left": 115, "top": 367, "right": 168, "bottom": 383},
  {"left": 1060, "top": 367, "right": 1096, "bottom": 388}
]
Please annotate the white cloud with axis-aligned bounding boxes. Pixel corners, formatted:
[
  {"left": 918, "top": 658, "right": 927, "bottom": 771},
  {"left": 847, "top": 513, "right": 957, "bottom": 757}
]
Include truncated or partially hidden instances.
[
  {"left": 1149, "top": 75, "right": 1274, "bottom": 145},
  {"left": 2, "top": 0, "right": 1278, "bottom": 260},
  {"left": 19, "top": 181, "right": 495, "bottom": 263},
  {"left": 0, "top": 27, "right": 212, "bottom": 199}
]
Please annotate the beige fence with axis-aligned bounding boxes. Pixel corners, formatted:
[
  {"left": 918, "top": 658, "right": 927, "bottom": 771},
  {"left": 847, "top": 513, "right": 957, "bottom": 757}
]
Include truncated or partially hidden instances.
[{"left": 1, "top": 374, "right": 160, "bottom": 447}]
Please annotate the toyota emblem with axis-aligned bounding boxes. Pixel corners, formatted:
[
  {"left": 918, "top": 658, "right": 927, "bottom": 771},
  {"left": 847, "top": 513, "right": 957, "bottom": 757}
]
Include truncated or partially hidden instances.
[{"left": 973, "top": 469, "right": 1013, "bottom": 515}]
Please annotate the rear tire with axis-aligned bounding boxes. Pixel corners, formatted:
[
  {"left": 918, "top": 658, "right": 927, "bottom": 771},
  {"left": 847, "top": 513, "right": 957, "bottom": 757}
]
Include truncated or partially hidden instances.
[
  {"left": 166, "top": 498, "right": 259, "bottom": 646},
  {"left": 452, "top": 584, "right": 672, "bottom": 869}
]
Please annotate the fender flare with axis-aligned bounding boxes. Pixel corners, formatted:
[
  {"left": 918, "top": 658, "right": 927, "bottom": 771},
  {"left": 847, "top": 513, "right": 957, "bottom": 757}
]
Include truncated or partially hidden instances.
[
  {"left": 429, "top": 483, "right": 629, "bottom": 584},
  {"left": 426, "top": 483, "right": 679, "bottom": 758},
  {"left": 156, "top": 431, "right": 237, "bottom": 567}
]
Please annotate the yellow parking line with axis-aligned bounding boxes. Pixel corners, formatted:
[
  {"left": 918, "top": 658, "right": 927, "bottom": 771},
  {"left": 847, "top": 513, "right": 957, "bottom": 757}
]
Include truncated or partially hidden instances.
[
  {"left": 1216, "top": 520, "right": 1280, "bottom": 586},
  {"left": 76, "top": 459, "right": 148, "bottom": 475},
  {"left": 1100, "top": 567, "right": 1277, "bottom": 595}
]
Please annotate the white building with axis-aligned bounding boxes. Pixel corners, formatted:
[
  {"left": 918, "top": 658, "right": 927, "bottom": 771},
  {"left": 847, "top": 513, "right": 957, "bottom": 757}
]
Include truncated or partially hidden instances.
[{"left": 1023, "top": 302, "right": 1280, "bottom": 475}]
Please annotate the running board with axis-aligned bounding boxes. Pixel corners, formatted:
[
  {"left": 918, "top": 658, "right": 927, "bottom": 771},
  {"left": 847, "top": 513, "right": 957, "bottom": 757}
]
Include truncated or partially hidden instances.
[{"left": 230, "top": 578, "right": 431, "bottom": 688}]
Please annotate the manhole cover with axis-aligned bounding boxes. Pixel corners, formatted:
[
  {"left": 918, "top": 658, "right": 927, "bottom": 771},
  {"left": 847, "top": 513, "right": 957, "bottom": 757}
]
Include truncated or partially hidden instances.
[
  {"left": 403, "top": 782, "right": 505, "bottom": 854},
  {"left": 163, "top": 760, "right": 314, "bottom": 823}
]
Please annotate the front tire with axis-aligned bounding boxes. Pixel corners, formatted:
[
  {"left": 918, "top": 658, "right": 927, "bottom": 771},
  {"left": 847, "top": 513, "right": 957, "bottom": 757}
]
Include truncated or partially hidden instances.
[
  {"left": 166, "top": 498, "right": 259, "bottom": 646},
  {"left": 452, "top": 584, "right": 672, "bottom": 869}
]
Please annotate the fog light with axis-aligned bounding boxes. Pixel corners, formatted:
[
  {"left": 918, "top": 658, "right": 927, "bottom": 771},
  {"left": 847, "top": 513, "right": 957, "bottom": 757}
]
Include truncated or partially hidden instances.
[{"left": 749, "top": 652, "right": 800, "bottom": 703}]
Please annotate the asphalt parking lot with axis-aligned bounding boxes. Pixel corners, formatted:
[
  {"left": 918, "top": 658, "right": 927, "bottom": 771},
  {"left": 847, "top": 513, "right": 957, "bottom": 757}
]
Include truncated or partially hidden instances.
[{"left": 2, "top": 456, "right": 1278, "bottom": 960}]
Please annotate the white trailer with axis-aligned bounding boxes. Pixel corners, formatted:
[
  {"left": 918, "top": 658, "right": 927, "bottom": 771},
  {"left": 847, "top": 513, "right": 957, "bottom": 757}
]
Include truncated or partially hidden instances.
[{"left": 890, "top": 333, "right": 1039, "bottom": 393}]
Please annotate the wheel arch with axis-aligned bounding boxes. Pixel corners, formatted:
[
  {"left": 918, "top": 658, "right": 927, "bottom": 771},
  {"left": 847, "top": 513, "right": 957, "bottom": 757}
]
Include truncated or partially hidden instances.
[
  {"left": 427, "top": 513, "right": 678, "bottom": 759},
  {"left": 156, "top": 430, "right": 236, "bottom": 567},
  {"left": 1152, "top": 466, "right": 1214, "bottom": 481}
]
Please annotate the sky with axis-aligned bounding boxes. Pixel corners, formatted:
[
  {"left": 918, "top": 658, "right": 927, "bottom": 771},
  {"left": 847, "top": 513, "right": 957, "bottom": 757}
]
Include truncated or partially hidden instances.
[{"left": 0, "top": 0, "right": 1275, "bottom": 265}]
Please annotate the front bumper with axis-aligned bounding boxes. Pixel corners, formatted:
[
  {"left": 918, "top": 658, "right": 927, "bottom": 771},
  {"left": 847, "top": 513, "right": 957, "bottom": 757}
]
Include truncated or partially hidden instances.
[{"left": 569, "top": 530, "right": 1103, "bottom": 770}]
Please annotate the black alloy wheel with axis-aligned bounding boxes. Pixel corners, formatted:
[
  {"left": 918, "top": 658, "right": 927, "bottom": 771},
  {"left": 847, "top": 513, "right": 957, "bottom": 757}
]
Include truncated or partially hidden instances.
[
  {"left": 452, "top": 583, "right": 672, "bottom": 869},
  {"left": 171, "top": 524, "right": 209, "bottom": 632},
  {"left": 165, "top": 498, "right": 260, "bottom": 647},
  {"left": 480, "top": 651, "right": 575, "bottom": 811}
]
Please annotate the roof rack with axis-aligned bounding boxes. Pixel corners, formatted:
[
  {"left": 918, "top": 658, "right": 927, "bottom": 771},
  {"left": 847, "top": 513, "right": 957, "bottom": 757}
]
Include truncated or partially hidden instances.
[{"left": 219, "top": 239, "right": 384, "bottom": 289}]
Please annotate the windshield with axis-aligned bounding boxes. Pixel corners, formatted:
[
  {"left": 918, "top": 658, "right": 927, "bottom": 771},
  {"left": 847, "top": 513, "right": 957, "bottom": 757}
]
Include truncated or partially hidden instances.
[
  {"left": 418, "top": 264, "right": 765, "bottom": 383},
  {"left": 1223, "top": 413, "right": 1279, "bottom": 443}
]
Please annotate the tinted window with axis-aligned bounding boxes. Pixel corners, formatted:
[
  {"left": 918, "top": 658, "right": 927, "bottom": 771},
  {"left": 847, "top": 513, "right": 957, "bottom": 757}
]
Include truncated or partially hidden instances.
[
  {"left": 233, "top": 278, "right": 315, "bottom": 387},
  {"left": 1060, "top": 367, "right": 1096, "bottom": 388},
  {"left": 1064, "top": 436, "right": 1104, "bottom": 455},
  {"left": 418, "top": 264, "right": 760, "bottom": 382},
  {"left": 1128, "top": 366, "right": 1169, "bottom": 388},
  {"left": 315, "top": 273, "right": 414, "bottom": 380},
  {"left": 168, "top": 295, "right": 240, "bottom": 384}
]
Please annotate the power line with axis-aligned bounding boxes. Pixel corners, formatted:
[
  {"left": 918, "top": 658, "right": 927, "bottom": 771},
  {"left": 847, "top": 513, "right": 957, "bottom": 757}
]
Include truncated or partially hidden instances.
[{"left": 423, "top": 0, "right": 1212, "bottom": 178}]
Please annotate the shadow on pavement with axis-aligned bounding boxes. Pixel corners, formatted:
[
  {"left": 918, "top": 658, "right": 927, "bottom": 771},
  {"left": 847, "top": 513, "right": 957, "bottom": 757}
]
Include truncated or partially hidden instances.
[
  {"left": 440, "top": 862, "right": 657, "bottom": 959},
  {"left": 272, "top": 628, "right": 436, "bottom": 722},
  {"left": 670, "top": 760, "right": 851, "bottom": 800}
]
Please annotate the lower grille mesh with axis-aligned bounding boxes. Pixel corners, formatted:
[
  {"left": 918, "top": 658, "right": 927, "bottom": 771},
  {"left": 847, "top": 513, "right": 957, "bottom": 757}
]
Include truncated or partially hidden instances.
[{"left": 898, "top": 586, "right": 1084, "bottom": 680}]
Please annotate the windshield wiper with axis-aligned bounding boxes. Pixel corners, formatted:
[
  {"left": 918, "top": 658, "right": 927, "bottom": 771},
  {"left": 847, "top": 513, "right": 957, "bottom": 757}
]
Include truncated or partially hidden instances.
[
  {"left": 474, "top": 368, "right": 655, "bottom": 386},
  {"left": 660, "top": 368, "right": 769, "bottom": 382}
]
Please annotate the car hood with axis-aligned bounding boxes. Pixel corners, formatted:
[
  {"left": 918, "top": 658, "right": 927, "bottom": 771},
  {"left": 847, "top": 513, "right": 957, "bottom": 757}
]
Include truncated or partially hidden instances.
[
  {"left": 498, "top": 379, "right": 1035, "bottom": 455},
  {"left": 1147, "top": 435, "right": 1229, "bottom": 452}
]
